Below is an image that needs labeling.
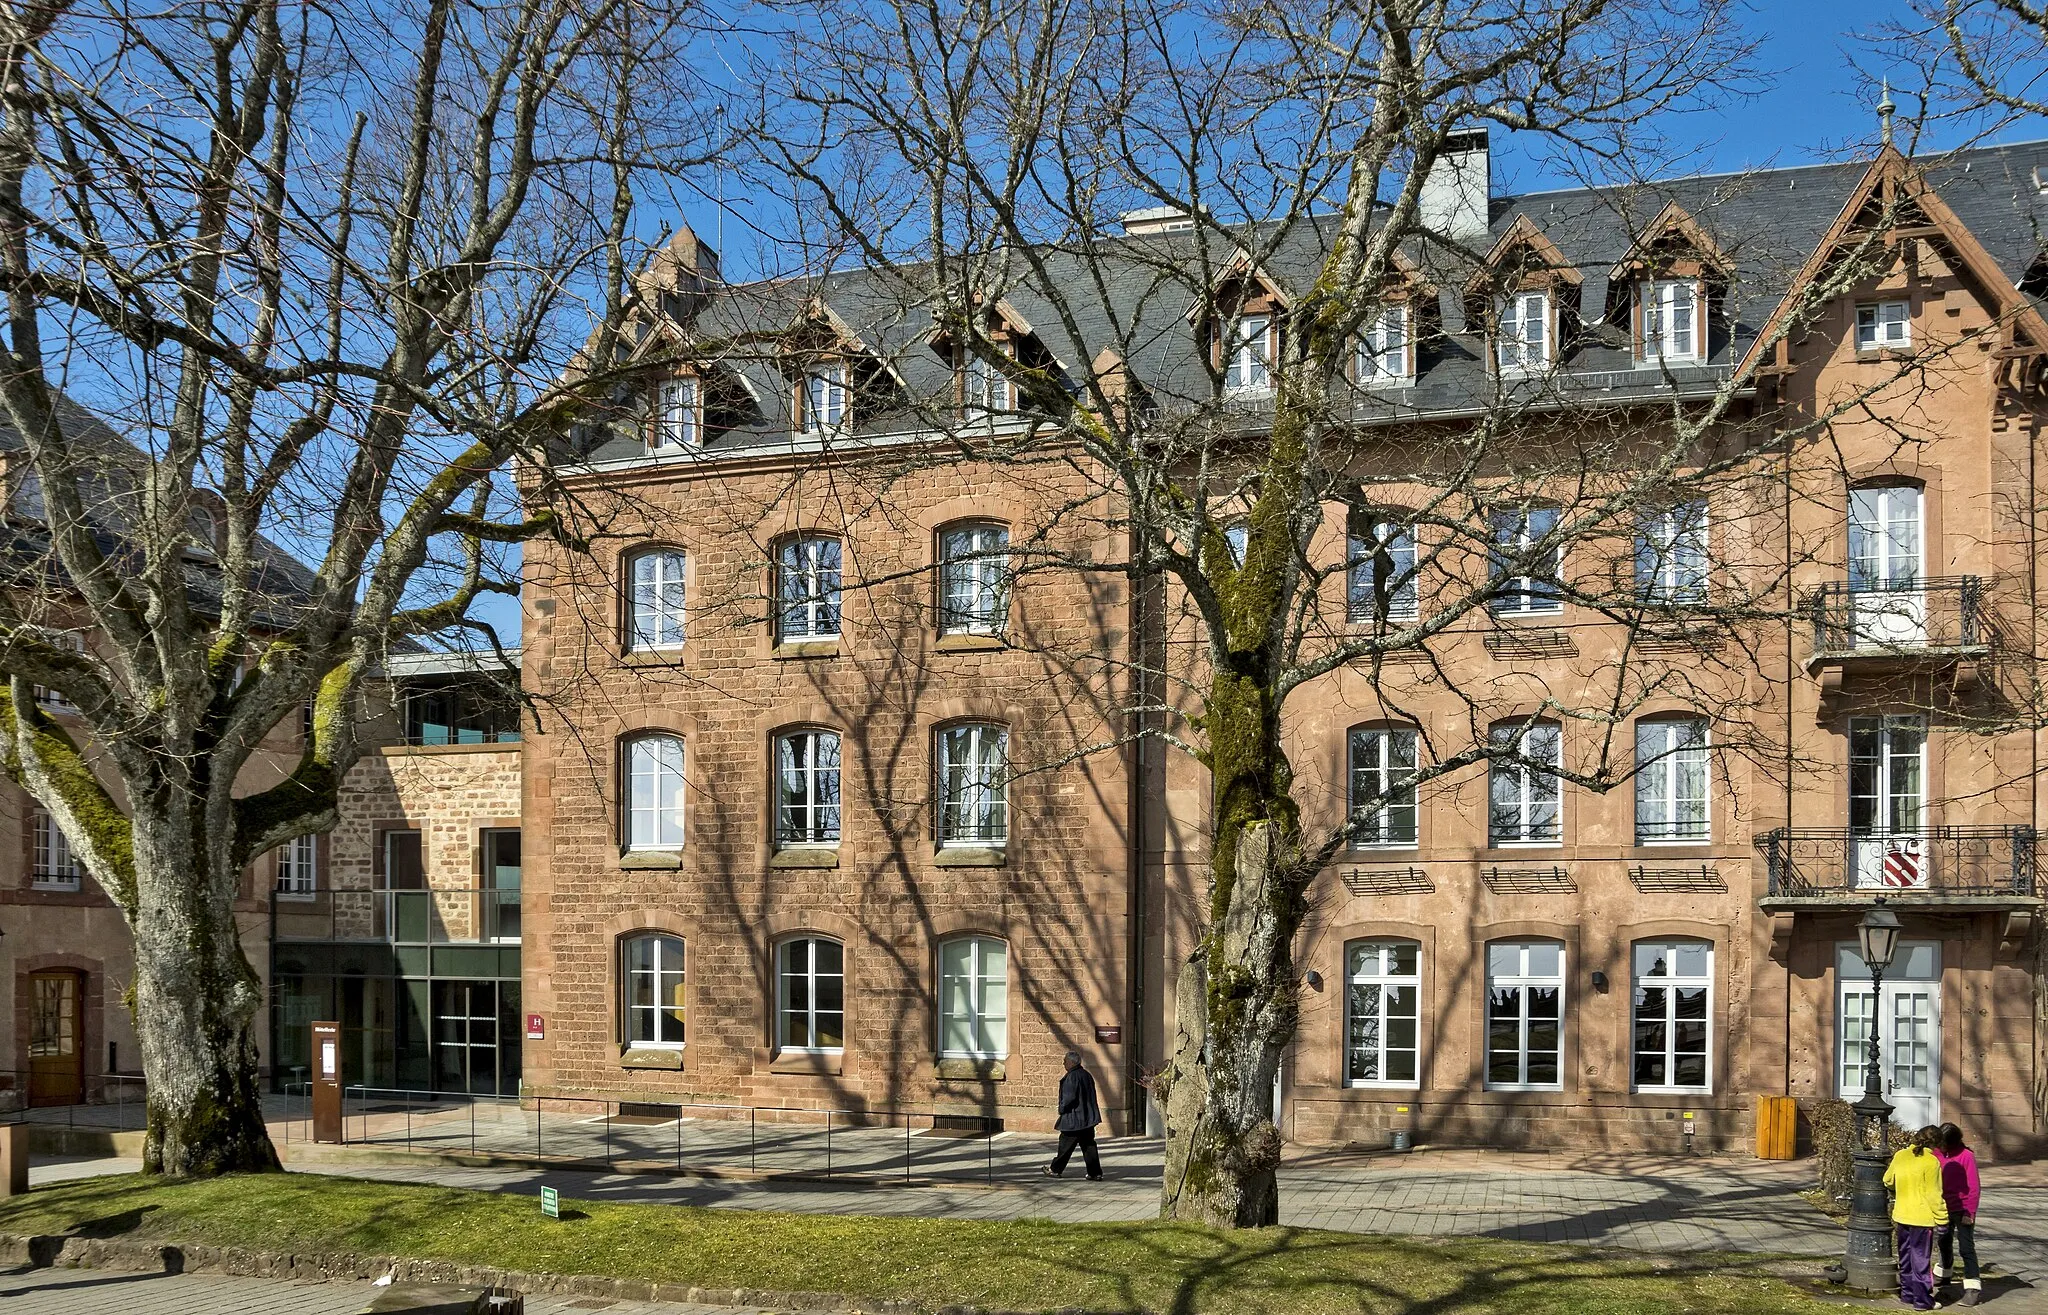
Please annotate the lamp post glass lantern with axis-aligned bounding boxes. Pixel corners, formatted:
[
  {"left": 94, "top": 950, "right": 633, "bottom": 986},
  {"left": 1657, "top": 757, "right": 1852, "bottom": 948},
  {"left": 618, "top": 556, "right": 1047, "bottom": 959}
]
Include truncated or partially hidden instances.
[{"left": 1843, "top": 903, "right": 1903, "bottom": 1292}]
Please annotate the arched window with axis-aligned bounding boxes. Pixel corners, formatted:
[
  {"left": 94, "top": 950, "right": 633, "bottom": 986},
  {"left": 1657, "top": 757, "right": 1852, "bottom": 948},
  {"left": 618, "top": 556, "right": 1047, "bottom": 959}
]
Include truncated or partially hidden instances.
[
  {"left": 626, "top": 548, "right": 687, "bottom": 650},
  {"left": 1344, "top": 940, "right": 1420, "bottom": 1086},
  {"left": 623, "top": 933, "right": 686, "bottom": 1047},
  {"left": 1488, "top": 721, "right": 1562, "bottom": 846},
  {"left": 776, "top": 729, "right": 842, "bottom": 847},
  {"left": 1485, "top": 940, "right": 1564, "bottom": 1090},
  {"left": 778, "top": 536, "right": 843, "bottom": 641},
  {"left": 936, "top": 723, "right": 1007, "bottom": 846},
  {"left": 1347, "top": 726, "right": 1418, "bottom": 847},
  {"left": 937, "top": 523, "right": 1009, "bottom": 635},
  {"left": 776, "top": 935, "right": 845, "bottom": 1051},
  {"left": 938, "top": 935, "right": 1008, "bottom": 1058},
  {"left": 1631, "top": 938, "right": 1710, "bottom": 1092},
  {"left": 624, "top": 734, "right": 686, "bottom": 850},
  {"left": 1635, "top": 717, "right": 1709, "bottom": 843}
]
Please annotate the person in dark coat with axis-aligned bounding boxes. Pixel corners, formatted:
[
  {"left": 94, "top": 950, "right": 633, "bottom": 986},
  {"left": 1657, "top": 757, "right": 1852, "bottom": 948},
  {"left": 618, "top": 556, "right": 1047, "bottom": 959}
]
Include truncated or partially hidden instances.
[{"left": 1044, "top": 1050, "right": 1103, "bottom": 1179}]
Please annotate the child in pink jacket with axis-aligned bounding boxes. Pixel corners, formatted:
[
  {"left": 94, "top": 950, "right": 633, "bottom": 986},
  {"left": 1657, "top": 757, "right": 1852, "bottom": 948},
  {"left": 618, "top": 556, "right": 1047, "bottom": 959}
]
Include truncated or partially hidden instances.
[{"left": 1936, "top": 1123, "right": 1983, "bottom": 1306}]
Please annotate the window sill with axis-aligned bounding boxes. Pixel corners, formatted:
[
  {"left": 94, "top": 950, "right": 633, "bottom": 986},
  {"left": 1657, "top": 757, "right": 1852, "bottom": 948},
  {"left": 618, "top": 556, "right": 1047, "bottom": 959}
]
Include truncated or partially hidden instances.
[
  {"left": 274, "top": 891, "right": 318, "bottom": 903},
  {"left": 1635, "top": 355, "right": 1705, "bottom": 369},
  {"left": 769, "top": 1049, "right": 844, "bottom": 1076},
  {"left": 620, "top": 850, "right": 684, "bottom": 870},
  {"left": 1344, "top": 1080, "right": 1421, "bottom": 1092},
  {"left": 619, "top": 648, "right": 689, "bottom": 668},
  {"left": 934, "top": 633, "right": 1006, "bottom": 653},
  {"left": 1483, "top": 1084, "right": 1566, "bottom": 1094},
  {"left": 770, "top": 846, "right": 841, "bottom": 870},
  {"left": 28, "top": 882, "right": 82, "bottom": 894},
  {"left": 1633, "top": 1086, "right": 1712, "bottom": 1098},
  {"left": 934, "top": 1057, "right": 1006, "bottom": 1082},
  {"left": 621, "top": 1046, "right": 685, "bottom": 1071},
  {"left": 1345, "top": 844, "right": 1419, "bottom": 858},
  {"left": 774, "top": 640, "right": 841, "bottom": 660},
  {"left": 933, "top": 847, "right": 1006, "bottom": 868},
  {"left": 1488, "top": 840, "right": 1563, "bottom": 851},
  {"left": 384, "top": 741, "right": 522, "bottom": 756}
]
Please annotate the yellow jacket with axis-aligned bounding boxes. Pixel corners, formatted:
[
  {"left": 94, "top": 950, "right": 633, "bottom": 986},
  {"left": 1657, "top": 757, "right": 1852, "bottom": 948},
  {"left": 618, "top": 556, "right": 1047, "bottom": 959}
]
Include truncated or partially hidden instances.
[{"left": 1885, "top": 1146, "right": 1950, "bottom": 1227}]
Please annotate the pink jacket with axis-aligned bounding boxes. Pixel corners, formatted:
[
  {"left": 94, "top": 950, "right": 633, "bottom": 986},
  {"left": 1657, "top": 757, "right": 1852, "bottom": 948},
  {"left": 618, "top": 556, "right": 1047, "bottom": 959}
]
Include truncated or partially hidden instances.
[{"left": 1940, "top": 1147, "right": 1982, "bottom": 1219}]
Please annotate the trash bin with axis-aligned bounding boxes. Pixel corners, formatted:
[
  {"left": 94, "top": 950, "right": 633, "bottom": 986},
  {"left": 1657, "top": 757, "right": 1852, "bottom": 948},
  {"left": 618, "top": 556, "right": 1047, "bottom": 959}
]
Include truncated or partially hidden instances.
[{"left": 1390, "top": 1128, "right": 1412, "bottom": 1152}]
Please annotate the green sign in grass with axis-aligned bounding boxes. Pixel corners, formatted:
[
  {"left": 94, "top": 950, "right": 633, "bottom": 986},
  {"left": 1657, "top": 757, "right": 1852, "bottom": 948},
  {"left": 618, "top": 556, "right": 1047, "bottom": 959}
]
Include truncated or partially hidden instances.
[{"left": 540, "top": 1186, "right": 559, "bottom": 1219}]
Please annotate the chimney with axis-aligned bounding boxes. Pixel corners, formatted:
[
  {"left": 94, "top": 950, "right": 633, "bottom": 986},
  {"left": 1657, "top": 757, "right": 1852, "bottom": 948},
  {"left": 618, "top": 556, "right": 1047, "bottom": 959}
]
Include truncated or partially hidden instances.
[{"left": 1419, "top": 131, "right": 1492, "bottom": 243}]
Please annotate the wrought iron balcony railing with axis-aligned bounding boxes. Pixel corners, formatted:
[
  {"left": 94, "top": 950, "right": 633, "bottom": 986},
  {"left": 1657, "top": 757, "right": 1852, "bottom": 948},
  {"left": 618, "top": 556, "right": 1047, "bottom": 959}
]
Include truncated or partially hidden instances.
[
  {"left": 1756, "top": 825, "right": 2036, "bottom": 900},
  {"left": 1807, "top": 576, "right": 1993, "bottom": 665},
  {"left": 271, "top": 887, "right": 521, "bottom": 944}
]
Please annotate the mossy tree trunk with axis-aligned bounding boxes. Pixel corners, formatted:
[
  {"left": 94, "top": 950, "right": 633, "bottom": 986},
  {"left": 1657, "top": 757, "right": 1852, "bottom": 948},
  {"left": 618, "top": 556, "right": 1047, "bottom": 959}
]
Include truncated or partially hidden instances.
[{"left": 129, "top": 804, "right": 280, "bottom": 1175}]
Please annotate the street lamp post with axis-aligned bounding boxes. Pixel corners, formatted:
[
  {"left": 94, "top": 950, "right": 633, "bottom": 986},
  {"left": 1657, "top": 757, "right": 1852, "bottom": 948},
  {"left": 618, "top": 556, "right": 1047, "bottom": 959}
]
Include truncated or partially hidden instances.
[{"left": 1843, "top": 902, "right": 1903, "bottom": 1292}]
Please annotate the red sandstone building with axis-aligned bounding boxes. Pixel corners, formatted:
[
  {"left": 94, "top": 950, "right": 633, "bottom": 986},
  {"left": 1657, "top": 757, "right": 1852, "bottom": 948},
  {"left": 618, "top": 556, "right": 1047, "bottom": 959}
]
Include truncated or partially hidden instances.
[{"left": 516, "top": 139, "right": 2048, "bottom": 1157}]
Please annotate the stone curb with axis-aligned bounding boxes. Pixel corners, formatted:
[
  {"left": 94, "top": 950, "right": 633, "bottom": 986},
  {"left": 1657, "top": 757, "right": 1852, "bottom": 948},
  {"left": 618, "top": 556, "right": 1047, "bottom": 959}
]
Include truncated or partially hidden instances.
[{"left": 0, "top": 1230, "right": 1022, "bottom": 1315}]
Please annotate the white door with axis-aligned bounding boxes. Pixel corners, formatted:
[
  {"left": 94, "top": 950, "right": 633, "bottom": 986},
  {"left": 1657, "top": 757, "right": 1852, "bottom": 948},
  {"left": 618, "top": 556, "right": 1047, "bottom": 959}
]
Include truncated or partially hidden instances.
[
  {"left": 1838, "top": 941, "right": 1941, "bottom": 1128},
  {"left": 1849, "top": 485, "right": 1925, "bottom": 646},
  {"left": 1849, "top": 716, "right": 1927, "bottom": 889}
]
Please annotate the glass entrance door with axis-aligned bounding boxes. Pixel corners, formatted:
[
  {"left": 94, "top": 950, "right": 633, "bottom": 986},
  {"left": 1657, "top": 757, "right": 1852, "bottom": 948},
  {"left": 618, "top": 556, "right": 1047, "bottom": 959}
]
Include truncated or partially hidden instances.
[
  {"left": 1838, "top": 941, "right": 1941, "bottom": 1127},
  {"left": 433, "top": 980, "right": 500, "bottom": 1095}
]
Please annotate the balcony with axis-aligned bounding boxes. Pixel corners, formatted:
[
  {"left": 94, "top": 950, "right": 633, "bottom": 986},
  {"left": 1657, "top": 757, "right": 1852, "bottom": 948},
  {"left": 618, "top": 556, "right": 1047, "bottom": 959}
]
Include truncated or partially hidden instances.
[
  {"left": 271, "top": 887, "right": 521, "bottom": 945},
  {"left": 1755, "top": 826, "right": 2038, "bottom": 911},
  {"left": 1805, "top": 577, "right": 1995, "bottom": 684}
]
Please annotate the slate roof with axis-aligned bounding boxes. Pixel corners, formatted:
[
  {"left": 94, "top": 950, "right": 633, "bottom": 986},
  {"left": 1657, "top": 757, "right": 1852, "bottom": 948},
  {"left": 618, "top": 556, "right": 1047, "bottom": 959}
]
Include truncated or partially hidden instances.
[
  {"left": 577, "top": 140, "right": 2048, "bottom": 468},
  {"left": 0, "top": 391, "right": 324, "bottom": 629}
]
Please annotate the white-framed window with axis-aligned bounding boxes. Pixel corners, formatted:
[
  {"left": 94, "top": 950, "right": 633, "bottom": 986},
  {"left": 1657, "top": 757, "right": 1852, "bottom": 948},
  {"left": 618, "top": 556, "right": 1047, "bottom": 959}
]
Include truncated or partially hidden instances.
[
  {"left": 1855, "top": 300, "right": 1911, "bottom": 352},
  {"left": 32, "top": 629, "right": 85, "bottom": 714},
  {"left": 1489, "top": 721, "right": 1562, "bottom": 846},
  {"left": 652, "top": 376, "right": 701, "bottom": 450},
  {"left": 623, "top": 933, "right": 686, "bottom": 1047},
  {"left": 1635, "top": 501, "right": 1709, "bottom": 605},
  {"left": 938, "top": 523, "right": 1009, "bottom": 635},
  {"left": 776, "top": 935, "right": 845, "bottom": 1051},
  {"left": 778, "top": 536, "right": 843, "bottom": 641},
  {"left": 625, "top": 733, "right": 687, "bottom": 851},
  {"left": 1348, "top": 727, "right": 1418, "bottom": 847},
  {"left": 30, "top": 807, "right": 80, "bottom": 891},
  {"left": 1850, "top": 714, "right": 1925, "bottom": 837},
  {"left": 1345, "top": 940, "right": 1421, "bottom": 1087},
  {"left": 1347, "top": 515, "right": 1418, "bottom": 623},
  {"left": 1496, "top": 290, "right": 1550, "bottom": 372},
  {"left": 964, "top": 350, "right": 1013, "bottom": 413},
  {"left": 802, "top": 362, "right": 849, "bottom": 433},
  {"left": 938, "top": 935, "right": 1008, "bottom": 1058},
  {"left": 1632, "top": 939, "right": 1711, "bottom": 1092},
  {"left": 1356, "top": 305, "right": 1411, "bottom": 382},
  {"left": 1848, "top": 484, "right": 1923, "bottom": 594},
  {"left": 1635, "top": 718, "right": 1709, "bottom": 844},
  {"left": 626, "top": 548, "right": 687, "bottom": 651},
  {"left": 1640, "top": 279, "right": 1701, "bottom": 363},
  {"left": 1222, "top": 314, "right": 1272, "bottom": 392},
  {"left": 1486, "top": 940, "right": 1565, "bottom": 1090},
  {"left": 776, "top": 729, "right": 842, "bottom": 847},
  {"left": 1489, "top": 506, "right": 1563, "bottom": 615},
  {"left": 276, "top": 833, "right": 318, "bottom": 897},
  {"left": 937, "top": 723, "right": 1007, "bottom": 847}
]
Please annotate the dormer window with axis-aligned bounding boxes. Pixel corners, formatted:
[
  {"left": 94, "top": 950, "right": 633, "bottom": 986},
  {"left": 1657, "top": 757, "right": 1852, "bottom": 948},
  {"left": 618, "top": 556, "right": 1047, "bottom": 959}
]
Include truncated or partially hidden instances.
[
  {"left": 1496, "top": 291, "right": 1549, "bottom": 372},
  {"left": 1640, "top": 280, "right": 1701, "bottom": 364},
  {"left": 652, "top": 376, "right": 701, "bottom": 451},
  {"left": 964, "top": 350, "right": 1012, "bottom": 413},
  {"left": 1357, "top": 306, "right": 1411, "bottom": 383},
  {"left": 1223, "top": 315, "right": 1272, "bottom": 393},
  {"left": 802, "top": 362, "right": 849, "bottom": 433},
  {"left": 1855, "top": 301, "right": 1910, "bottom": 353}
]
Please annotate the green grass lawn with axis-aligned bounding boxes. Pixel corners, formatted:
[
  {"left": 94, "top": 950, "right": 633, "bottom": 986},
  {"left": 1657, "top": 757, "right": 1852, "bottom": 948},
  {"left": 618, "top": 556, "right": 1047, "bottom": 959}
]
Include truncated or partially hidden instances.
[{"left": 0, "top": 1172, "right": 1829, "bottom": 1314}]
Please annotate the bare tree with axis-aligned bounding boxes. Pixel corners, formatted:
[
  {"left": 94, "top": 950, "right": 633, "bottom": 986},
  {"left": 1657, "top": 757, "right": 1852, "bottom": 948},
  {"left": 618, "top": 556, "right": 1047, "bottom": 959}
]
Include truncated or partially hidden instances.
[
  {"left": 0, "top": 0, "right": 719, "bottom": 1174},
  {"left": 670, "top": 0, "right": 2038, "bottom": 1228}
]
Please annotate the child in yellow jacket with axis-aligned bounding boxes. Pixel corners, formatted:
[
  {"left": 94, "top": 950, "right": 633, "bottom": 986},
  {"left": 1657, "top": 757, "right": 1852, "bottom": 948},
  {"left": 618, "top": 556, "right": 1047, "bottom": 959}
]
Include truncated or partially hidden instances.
[{"left": 1886, "top": 1125, "right": 1950, "bottom": 1310}]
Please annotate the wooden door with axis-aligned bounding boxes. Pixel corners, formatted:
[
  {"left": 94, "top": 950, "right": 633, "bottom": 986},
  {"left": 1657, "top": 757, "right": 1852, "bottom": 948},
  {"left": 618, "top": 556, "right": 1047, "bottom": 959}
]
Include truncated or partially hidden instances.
[{"left": 27, "top": 970, "right": 83, "bottom": 1106}]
